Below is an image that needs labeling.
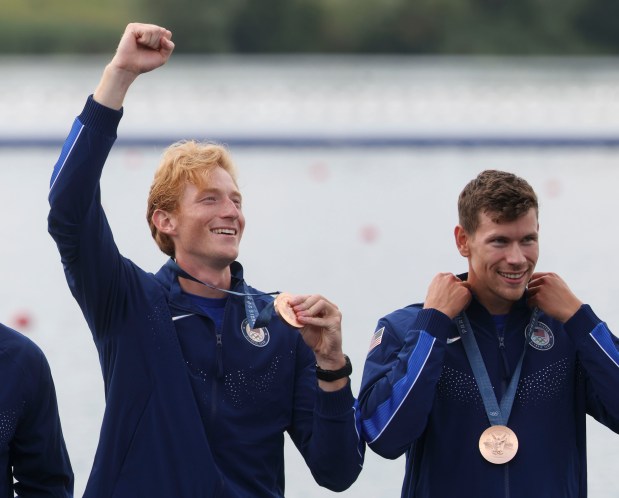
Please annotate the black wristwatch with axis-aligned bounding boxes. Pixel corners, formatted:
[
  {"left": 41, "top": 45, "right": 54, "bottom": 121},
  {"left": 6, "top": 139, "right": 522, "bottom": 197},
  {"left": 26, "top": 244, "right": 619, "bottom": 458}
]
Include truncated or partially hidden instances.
[{"left": 316, "top": 355, "right": 352, "bottom": 382}]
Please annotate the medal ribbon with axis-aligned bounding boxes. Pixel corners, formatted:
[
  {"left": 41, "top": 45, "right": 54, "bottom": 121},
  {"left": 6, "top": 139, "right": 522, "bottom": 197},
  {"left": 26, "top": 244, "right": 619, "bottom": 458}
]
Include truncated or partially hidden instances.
[
  {"left": 455, "top": 308, "right": 540, "bottom": 427},
  {"left": 164, "top": 258, "right": 280, "bottom": 329}
]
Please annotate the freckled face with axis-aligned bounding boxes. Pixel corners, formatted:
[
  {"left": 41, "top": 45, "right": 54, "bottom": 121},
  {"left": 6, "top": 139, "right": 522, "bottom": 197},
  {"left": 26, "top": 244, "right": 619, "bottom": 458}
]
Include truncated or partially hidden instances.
[
  {"left": 171, "top": 167, "right": 245, "bottom": 271},
  {"left": 457, "top": 208, "right": 539, "bottom": 314}
]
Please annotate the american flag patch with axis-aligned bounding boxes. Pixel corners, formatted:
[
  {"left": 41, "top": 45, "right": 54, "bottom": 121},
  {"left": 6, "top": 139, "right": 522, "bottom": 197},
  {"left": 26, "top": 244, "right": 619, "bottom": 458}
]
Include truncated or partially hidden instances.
[{"left": 368, "top": 327, "right": 385, "bottom": 352}]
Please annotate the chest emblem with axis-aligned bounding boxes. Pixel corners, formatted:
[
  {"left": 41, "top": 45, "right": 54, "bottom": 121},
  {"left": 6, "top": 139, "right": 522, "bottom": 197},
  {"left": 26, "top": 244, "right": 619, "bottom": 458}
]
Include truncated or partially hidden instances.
[
  {"left": 241, "top": 319, "right": 270, "bottom": 347},
  {"left": 527, "top": 321, "right": 554, "bottom": 351}
]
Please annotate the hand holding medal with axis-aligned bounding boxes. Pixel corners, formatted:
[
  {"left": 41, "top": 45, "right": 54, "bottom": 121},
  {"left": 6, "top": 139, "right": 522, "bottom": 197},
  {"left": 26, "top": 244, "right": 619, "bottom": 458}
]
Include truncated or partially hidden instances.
[
  {"left": 274, "top": 293, "right": 304, "bottom": 328},
  {"left": 275, "top": 293, "right": 349, "bottom": 389},
  {"left": 274, "top": 293, "right": 343, "bottom": 355},
  {"left": 167, "top": 257, "right": 349, "bottom": 389}
]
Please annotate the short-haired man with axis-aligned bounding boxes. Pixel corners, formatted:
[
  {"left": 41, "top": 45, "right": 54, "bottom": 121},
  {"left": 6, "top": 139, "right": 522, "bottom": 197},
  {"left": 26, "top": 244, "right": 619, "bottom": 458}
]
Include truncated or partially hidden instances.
[
  {"left": 358, "top": 169, "right": 619, "bottom": 497},
  {"left": 0, "top": 324, "right": 73, "bottom": 496},
  {"left": 48, "top": 23, "right": 363, "bottom": 497}
]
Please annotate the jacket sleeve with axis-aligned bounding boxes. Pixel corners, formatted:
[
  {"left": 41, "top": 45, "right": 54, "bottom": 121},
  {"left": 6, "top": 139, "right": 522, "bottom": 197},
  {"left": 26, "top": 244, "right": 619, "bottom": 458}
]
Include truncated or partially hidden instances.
[
  {"left": 47, "top": 96, "right": 130, "bottom": 338},
  {"left": 357, "top": 307, "right": 453, "bottom": 459},
  {"left": 565, "top": 304, "right": 619, "bottom": 431},
  {"left": 286, "top": 340, "right": 364, "bottom": 492},
  {"left": 11, "top": 348, "right": 74, "bottom": 497}
]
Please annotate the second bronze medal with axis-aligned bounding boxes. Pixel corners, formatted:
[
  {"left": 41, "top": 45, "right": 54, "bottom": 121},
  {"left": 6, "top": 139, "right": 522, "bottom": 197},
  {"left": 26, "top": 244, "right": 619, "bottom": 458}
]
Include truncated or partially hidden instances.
[{"left": 479, "top": 425, "right": 519, "bottom": 464}]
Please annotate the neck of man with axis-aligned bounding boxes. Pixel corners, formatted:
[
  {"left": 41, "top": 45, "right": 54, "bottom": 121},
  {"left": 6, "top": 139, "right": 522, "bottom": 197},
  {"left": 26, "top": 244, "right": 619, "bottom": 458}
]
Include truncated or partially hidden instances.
[
  {"left": 175, "top": 257, "right": 232, "bottom": 299},
  {"left": 467, "top": 279, "right": 520, "bottom": 316},
  {"left": 477, "top": 295, "right": 514, "bottom": 316}
]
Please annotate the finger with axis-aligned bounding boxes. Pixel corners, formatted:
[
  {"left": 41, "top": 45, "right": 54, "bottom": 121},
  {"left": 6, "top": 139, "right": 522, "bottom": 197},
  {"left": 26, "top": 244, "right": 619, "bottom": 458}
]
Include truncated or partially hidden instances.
[
  {"left": 135, "top": 26, "right": 170, "bottom": 50},
  {"left": 160, "top": 37, "right": 175, "bottom": 56},
  {"left": 298, "top": 314, "right": 341, "bottom": 334},
  {"left": 298, "top": 299, "right": 330, "bottom": 318},
  {"left": 530, "top": 271, "right": 552, "bottom": 281},
  {"left": 529, "top": 275, "right": 554, "bottom": 290},
  {"left": 526, "top": 278, "right": 540, "bottom": 289},
  {"left": 286, "top": 294, "right": 310, "bottom": 309},
  {"left": 298, "top": 314, "right": 329, "bottom": 327},
  {"left": 458, "top": 288, "right": 473, "bottom": 311},
  {"left": 295, "top": 295, "right": 338, "bottom": 314}
]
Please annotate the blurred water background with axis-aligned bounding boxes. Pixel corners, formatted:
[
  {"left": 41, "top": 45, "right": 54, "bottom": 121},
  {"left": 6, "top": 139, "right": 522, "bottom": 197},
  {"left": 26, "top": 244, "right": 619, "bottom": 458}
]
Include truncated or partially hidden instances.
[{"left": 2, "top": 55, "right": 619, "bottom": 497}]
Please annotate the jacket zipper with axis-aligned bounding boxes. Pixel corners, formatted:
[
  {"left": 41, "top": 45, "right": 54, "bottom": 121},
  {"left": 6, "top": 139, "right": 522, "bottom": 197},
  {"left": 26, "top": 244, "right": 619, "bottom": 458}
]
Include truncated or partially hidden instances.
[
  {"left": 497, "top": 329, "right": 511, "bottom": 399},
  {"left": 216, "top": 296, "right": 230, "bottom": 381},
  {"left": 215, "top": 333, "right": 224, "bottom": 379},
  {"left": 210, "top": 333, "right": 222, "bottom": 422},
  {"left": 211, "top": 299, "right": 228, "bottom": 420}
]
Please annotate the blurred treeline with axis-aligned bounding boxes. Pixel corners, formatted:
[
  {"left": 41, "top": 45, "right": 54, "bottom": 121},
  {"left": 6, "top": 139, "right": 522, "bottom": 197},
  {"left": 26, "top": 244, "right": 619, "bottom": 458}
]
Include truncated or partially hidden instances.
[{"left": 3, "top": 0, "right": 619, "bottom": 54}]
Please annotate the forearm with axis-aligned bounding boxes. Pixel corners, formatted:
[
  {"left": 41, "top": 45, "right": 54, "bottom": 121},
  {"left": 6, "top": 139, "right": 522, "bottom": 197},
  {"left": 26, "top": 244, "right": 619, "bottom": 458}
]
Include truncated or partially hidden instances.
[
  {"left": 360, "top": 337, "right": 443, "bottom": 457},
  {"left": 289, "top": 345, "right": 364, "bottom": 490},
  {"left": 93, "top": 63, "right": 139, "bottom": 110},
  {"left": 302, "top": 383, "right": 364, "bottom": 491}
]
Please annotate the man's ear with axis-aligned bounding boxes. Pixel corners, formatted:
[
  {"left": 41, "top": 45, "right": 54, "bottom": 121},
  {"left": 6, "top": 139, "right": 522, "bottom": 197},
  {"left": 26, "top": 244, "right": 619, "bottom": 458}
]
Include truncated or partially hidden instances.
[
  {"left": 152, "top": 209, "right": 176, "bottom": 235},
  {"left": 454, "top": 225, "right": 470, "bottom": 257}
]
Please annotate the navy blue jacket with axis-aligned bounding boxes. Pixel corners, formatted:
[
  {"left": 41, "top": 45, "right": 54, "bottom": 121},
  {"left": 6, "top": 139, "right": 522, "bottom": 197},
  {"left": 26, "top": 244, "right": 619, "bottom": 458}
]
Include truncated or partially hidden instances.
[
  {"left": 358, "top": 291, "right": 619, "bottom": 498},
  {"left": 48, "top": 96, "right": 363, "bottom": 497},
  {"left": 0, "top": 324, "right": 73, "bottom": 497}
]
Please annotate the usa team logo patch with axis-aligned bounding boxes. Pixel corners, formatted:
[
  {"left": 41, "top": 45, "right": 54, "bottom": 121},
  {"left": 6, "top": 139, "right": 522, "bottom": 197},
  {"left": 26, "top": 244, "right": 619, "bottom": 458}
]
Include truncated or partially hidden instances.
[
  {"left": 527, "top": 321, "right": 554, "bottom": 351},
  {"left": 241, "top": 319, "right": 270, "bottom": 348}
]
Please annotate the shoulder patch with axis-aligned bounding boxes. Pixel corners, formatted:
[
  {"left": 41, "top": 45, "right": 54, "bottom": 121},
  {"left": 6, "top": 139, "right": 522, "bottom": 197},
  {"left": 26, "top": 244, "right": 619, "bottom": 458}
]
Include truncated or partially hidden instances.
[{"left": 368, "top": 326, "right": 385, "bottom": 352}]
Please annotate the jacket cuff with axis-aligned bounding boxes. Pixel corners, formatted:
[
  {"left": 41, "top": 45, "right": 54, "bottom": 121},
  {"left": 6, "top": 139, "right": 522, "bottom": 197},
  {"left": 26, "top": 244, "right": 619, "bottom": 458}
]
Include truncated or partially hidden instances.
[
  {"left": 412, "top": 308, "right": 453, "bottom": 342},
  {"left": 563, "top": 304, "right": 602, "bottom": 345},
  {"left": 78, "top": 95, "right": 124, "bottom": 137},
  {"left": 315, "top": 380, "right": 355, "bottom": 417}
]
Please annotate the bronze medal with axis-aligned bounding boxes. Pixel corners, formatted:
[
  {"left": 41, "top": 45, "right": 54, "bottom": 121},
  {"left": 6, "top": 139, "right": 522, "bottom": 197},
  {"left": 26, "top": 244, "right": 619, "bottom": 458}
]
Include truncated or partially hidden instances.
[
  {"left": 479, "top": 425, "right": 519, "bottom": 464},
  {"left": 274, "top": 293, "right": 303, "bottom": 328}
]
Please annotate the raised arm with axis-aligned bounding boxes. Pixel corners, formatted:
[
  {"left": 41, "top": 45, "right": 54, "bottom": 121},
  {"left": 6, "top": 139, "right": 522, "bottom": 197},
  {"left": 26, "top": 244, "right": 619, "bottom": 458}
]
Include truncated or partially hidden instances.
[{"left": 47, "top": 23, "right": 174, "bottom": 336}]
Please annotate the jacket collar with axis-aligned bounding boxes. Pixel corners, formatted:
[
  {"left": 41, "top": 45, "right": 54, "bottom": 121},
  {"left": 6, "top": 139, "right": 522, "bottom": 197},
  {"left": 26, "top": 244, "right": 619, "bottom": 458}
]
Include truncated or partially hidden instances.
[
  {"left": 156, "top": 258, "right": 245, "bottom": 305},
  {"left": 457, "top": 272, "right": 533, "bottom": 326}
]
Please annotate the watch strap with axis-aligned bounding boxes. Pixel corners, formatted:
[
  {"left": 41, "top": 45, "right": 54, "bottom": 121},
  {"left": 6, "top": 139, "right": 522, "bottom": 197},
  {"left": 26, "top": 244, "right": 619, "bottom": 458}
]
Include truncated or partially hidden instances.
[{"left": 316, "top": 355, "right": 352, "bottom": 382}]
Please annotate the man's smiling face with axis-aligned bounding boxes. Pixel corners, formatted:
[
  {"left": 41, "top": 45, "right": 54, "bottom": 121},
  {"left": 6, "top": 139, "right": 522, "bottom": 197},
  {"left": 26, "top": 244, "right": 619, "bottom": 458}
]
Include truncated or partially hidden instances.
[
  {"left": 171, "top": 166, "right": 245, "bottom": 271},
  {"left": 456, "top": 208, "right": 539, "bottom": 315}
]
